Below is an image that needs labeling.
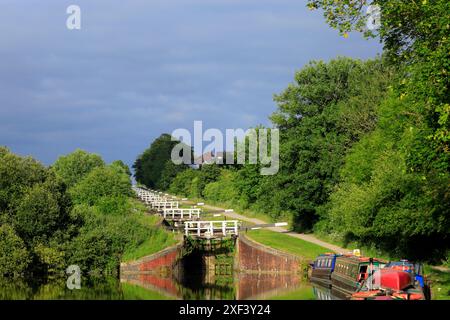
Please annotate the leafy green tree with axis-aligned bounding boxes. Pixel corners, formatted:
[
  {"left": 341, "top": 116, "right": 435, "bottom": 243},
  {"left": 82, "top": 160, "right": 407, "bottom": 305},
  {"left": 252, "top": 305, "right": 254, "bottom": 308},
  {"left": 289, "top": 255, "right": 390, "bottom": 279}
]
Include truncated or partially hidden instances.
[
  {"left": 111, "top": 160, "right": 132, "bottom": 176},
  {"left": 196, "top": 164, "right": 222, "bottom": 197},
  {"left": 158, "top": 160, "right": 189, "bottom": 191},
  {"left": 0, "top": 147, "right": 47, "bottom": 213},
  {"left": 70, "top": 165, "right": 132, "bottom": 207},
  {"left": 203, "top": 170, "right": 239, "bottom": 205},
  {"left": 319, "top": 93, "right": 450, "bottom": 261},
  {"left": 266, "top": 57, "right": 392, "bottom": 231},
  {"left": 0, "top": 224, "right": 31, "bottom": 276},
  {"left": 307, "top": 0, "right": 449, "bottom": 261},
  {"left": 13, "top": 183, "right": 63, "bottom": 243},
  {"left": 306, "top": 0, "right": 449, "bottom": 172},
  {"left": 134, "top": 134, "right": 188, "bottom": 188},
  {"left": 33, "top": 243, "right": 65, "bottom": 274},
  {"left": 169, "top": 169, "right": 200, "bottom": 197},
  {"left": 52, "top": 149, "right": 104, "bottom": 187}
]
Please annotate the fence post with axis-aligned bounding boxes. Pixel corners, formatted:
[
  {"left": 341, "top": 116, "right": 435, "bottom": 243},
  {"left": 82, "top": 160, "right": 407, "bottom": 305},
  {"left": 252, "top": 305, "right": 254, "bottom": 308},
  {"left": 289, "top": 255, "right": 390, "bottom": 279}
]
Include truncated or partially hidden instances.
[{"left": 222, "top": 221, "right": 226, "bottom": 236}]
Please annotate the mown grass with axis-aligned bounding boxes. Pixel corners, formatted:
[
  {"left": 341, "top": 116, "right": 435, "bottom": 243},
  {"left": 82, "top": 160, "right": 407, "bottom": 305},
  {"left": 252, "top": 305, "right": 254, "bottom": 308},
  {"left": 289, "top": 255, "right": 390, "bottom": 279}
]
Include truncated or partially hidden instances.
[
  {"left": 245, "top": 229, "right": 329, "bottom": 261},
  {"left": 121, "top": 282, "right": 174, "bottom": 300}
]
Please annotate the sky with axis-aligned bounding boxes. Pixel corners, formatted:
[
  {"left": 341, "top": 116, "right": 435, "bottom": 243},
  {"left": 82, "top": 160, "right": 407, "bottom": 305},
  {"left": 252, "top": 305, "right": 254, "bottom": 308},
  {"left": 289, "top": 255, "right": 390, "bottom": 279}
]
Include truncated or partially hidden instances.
[{"left": 0, "top": 0, "right": 382, "bottom": 168}]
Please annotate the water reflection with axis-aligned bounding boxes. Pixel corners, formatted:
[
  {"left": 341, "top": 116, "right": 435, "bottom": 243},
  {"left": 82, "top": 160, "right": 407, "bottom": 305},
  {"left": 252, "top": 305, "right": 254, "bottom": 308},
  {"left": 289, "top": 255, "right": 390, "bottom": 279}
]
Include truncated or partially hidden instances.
[
  {"left": 0, "top": 277, "right": 124, "bottom": 300},
  {"left": 312, "top": 283, "right": 343, "bottom": 300},
  {"left": 0, "top": 272, "right": 348, "bottom": 300},
  {"left": 121, "top": 272, "right": 315, "bottom": 300}
]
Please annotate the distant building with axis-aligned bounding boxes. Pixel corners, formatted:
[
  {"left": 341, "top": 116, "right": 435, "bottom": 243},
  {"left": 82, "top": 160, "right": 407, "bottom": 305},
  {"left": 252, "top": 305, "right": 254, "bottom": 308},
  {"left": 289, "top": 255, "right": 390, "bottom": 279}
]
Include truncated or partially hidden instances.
[{"left": 191, "top": 151, "right": 234, "bottom": 168}]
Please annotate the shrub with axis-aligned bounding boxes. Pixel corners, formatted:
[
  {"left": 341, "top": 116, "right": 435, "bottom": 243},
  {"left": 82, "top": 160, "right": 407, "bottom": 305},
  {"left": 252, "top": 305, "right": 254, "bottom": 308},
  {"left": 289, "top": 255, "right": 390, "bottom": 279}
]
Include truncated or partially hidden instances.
[{"left": 0, "top": 224, "right": 31, "bottom": 276}]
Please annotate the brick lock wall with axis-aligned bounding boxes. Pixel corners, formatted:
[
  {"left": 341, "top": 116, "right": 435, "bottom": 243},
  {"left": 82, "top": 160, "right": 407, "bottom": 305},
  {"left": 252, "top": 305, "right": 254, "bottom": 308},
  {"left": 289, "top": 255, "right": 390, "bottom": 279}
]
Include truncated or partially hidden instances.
[{"left": 236, "top": 235, "right": 302, "bottom": 274}]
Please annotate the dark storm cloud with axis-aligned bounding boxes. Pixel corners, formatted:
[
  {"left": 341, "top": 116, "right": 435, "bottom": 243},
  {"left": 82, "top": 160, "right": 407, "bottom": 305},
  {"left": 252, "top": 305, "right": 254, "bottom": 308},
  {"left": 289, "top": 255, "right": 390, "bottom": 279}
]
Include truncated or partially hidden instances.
[{"left": 0, "top": 0, "right": 381, "bottom": 166}]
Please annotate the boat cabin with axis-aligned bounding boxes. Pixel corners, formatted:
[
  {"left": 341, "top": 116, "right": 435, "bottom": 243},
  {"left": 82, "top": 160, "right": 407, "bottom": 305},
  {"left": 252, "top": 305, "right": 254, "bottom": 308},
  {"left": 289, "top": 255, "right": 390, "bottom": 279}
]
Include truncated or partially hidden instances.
[
  {"left": 310, "top": 253, "right": 340, "bottom": 287},
  {"left": 331, "top": 255, "right": 386, "bottom": 298}
]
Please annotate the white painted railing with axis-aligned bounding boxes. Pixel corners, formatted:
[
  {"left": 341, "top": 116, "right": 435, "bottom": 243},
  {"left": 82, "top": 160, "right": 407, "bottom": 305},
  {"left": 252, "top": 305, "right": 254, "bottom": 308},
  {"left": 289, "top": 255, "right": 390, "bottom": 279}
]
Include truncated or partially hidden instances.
[
  {"left": 162, "top": 208, "right": 201, "bottom": 220},
  {"left": 184, "top": 220, "right": 239, "bottom": 238},
  {"left": 151, "top": 201, "right": 179, "bottom": 210}
]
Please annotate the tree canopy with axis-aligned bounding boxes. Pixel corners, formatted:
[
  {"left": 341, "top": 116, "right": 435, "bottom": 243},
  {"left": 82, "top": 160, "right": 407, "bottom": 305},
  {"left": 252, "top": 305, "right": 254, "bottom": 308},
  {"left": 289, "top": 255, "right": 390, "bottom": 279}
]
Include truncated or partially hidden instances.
[{"left": 133, "top": 134, "right": 192, "bottom": 189}]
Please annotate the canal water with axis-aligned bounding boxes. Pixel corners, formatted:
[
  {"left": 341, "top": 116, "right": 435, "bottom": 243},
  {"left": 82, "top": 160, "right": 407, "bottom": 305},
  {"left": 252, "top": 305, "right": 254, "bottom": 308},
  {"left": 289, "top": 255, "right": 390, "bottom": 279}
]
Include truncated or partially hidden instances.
[{"left": 0, "top": 273, "right": 328, "bottom": 300}]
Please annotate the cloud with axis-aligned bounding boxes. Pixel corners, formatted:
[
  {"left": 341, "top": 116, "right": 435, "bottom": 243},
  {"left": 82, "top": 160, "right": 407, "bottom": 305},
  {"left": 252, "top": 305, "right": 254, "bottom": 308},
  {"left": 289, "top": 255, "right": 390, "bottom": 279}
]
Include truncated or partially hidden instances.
[{"left": 0, "top": 0, "right": 381, "bottom": 166}]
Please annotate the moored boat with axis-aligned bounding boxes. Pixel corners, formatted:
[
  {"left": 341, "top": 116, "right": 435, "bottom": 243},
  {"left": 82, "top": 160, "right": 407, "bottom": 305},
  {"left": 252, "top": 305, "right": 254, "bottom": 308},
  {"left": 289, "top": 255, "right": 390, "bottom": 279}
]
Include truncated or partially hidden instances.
[
  {"left": 330, "top": 255, "right": 386, "bottom": 299},
  {"left": 351, "top": 259, "right": 431, "bottom": 300},
  {"left": 310, "top": 253, "right": 341, "bottom": 288}
]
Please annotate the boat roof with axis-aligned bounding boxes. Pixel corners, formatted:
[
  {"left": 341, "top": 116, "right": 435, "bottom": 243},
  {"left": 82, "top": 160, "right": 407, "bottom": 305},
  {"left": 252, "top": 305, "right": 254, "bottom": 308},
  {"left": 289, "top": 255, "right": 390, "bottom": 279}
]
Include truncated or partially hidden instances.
[
  {"left": 337, "top": 255, "right": 386, "bottom": 263},
  {"left": 317, "top": 253, "right": 340, "bottom": 257}
]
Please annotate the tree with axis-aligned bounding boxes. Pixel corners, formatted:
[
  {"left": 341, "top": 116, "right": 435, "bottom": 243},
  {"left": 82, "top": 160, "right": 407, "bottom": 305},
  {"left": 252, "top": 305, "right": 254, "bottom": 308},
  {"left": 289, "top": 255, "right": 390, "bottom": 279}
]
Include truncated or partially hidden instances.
[
  {"left": 306, "top": 0, "right": 449, "bottom": 172},
  {"left": 134, "top": 134, "right": 178, "bottom": 188},
  {"left": 69, "top": 165, "right": 132, "bottom": 207},
  {"left": 169, "top": 169, "right": 200, "bottom": 197},
  {"left": 111, "top": 160, "right": 132, "bottom": 176},
  {"left": 0, "top": 147, "right": 47, "bottom": 213},
  {"left": 0, "top": 224, "right": 30, "bottom": 276},
  {"left": 134, "top": 134, "right": 192, "bottom": 188},
  {"left": 52, "top": 149, "right": 105, "bottom": 188},
  {"left": 196, "top": 164, "right": 222, "bottom": 198},
  {"left": 266, "top": 57, "right": 392, "bottom": 231},
  {"left": 158, "top": 160, "right": 188, "bottom": 191},
  {"left": 13, "top": 183, "right": 64, "bottom": 243}
]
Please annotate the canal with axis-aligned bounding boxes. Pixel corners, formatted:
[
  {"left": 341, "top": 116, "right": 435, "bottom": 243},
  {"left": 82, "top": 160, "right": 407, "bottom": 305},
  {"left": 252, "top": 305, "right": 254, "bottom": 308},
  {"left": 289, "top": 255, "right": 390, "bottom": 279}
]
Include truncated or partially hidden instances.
[
  {"left": 0, "top": 273, "right": 325, "bottom": 300},
  {"left": 0, "top": 236, "right": 338, "bottom": 300},
  {"left": 0, "top": 244, "right": 331, "bottom": 300}
]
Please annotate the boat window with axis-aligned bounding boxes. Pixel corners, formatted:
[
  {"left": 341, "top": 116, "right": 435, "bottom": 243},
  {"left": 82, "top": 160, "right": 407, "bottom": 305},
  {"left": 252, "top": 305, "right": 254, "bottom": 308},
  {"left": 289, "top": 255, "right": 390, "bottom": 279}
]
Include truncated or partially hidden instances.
[{"left": 358, "top": 265, "right": 368, "bottom": 282}]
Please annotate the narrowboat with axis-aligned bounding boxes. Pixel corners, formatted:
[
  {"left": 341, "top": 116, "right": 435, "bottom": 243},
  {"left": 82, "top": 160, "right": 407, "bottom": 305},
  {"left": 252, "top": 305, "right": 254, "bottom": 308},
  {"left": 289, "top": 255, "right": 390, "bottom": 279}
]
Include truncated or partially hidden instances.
[
  {"left": 330, "top": 255, "right": 386, "bottom": 299},
  {"left": 352, "top": 260, "right": 431, "bottom": 300},
  {"left": 310, "top": 253, "right": 340, "bottom": 288},
  {"left": 351, "top": 267, "right": 429, "bottom": 300}
]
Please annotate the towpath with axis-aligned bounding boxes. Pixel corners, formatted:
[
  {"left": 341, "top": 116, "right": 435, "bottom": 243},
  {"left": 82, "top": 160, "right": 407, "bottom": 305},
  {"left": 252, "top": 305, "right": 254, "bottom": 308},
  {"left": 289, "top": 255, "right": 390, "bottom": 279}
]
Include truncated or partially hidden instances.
[{"left": 181, "top": 200, "right": 348, "bottom": 254}]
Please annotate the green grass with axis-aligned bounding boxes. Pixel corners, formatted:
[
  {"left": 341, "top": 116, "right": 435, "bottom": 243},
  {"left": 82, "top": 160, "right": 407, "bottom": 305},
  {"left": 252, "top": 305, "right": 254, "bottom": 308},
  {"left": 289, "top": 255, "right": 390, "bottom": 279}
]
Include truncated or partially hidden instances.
[
  {"left": 122, "top": 232, "right": 178, "bottom": 262},
  {"left": 172, "top": 194, "right": 296, "bottom": 230},
  {"left": 424, "top": 266, "right": 450, "bottom": 300},
  {"left": 121, "top": 283, "right": 175, "bottom": 300},
  {"left": 121, "top": 200, "right": 179, "bottom": 262},
  {"left": 246, "top": 229, "right": 329, "bottom": 261}
]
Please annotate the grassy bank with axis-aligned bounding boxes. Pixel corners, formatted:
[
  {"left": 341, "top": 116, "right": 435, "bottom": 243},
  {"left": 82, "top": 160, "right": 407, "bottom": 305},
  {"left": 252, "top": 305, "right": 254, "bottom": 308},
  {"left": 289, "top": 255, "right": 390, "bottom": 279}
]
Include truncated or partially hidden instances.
[
  {"left": 424, "top": 267, "right": 450, "bottom": 300},
  {"left": 121, "top": 200, "right": 179, "bottom": 262},
  {"left": 245, "top": 229, "right": 329, "bottom": 261}
]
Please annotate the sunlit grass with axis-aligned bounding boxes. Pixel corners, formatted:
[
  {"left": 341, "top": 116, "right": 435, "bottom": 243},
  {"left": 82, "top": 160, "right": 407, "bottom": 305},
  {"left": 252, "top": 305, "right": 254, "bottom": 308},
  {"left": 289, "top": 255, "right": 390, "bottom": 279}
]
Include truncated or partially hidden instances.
[
  {"left": 424, "top": 266, "right": 450, "bottom": 300},
  {"left": 246, "top": 229, "right": 329, "bottom": 261},
  {"left": 121, "top": 200, "right": 179, "bottom": 262}
]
